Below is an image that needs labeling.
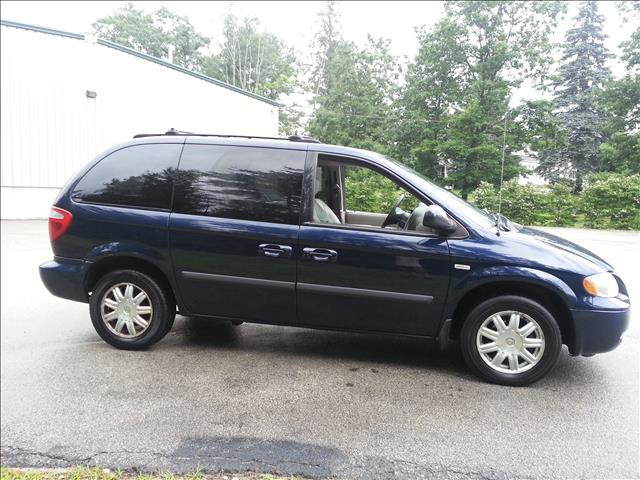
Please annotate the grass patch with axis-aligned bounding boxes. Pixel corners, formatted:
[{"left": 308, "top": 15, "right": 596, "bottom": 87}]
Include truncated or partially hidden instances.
[
  {"left": 0, "top": 467, "right": 304, "bottom": 480},
  {"left": 1, "top": 468, "right": 123, "bottom": 480}
]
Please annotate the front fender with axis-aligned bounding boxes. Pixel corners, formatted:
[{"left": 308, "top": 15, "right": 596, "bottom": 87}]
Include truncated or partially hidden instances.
[{"left": 443, "top": 265, "right": 577, "bottom": 320}]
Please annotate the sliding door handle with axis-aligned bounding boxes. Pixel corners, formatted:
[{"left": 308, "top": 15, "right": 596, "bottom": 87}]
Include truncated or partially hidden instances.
[
  {"left": 302, "top": 247, "right": 338, "bottom": 263},
  {"left": 258, "top": 244, "right": 292, "bottom": 258}
]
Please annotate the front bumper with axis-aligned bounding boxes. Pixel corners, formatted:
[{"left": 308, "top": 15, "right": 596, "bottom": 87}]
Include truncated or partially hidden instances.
[
  {"left": 569, "top": 307, "right": 630, "bottom": 356},
  {"left": 39, "top": 257, "right": 88, "bottom": 303}
]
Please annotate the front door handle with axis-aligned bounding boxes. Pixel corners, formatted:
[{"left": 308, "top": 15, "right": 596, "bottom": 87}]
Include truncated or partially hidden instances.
[
  {"left": 302, "top": 247, "right": 338, "bottom": 263},
  {"left": 258, "top": 244, "right": 292, "bottom": 258}
]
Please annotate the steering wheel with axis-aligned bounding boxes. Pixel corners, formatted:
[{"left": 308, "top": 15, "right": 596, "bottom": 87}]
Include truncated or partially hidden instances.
[{"left": 381, "top": 194, "right": 405, "bottom": 228}]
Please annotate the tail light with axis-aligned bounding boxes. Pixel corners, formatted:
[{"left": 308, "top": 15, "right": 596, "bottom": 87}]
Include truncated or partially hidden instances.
[{"left": 48, "top": 207, "right": 73, "bottom": 242}]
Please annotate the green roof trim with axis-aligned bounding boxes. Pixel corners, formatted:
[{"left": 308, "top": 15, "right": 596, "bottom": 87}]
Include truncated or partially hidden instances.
[{"left": 0, "top": 18, "right": 280, "bottom": 107}]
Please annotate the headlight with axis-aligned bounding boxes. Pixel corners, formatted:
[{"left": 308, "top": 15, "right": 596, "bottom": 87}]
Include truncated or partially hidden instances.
[{"left": 583, "top": 272, "right": 619, "bottom": 298}]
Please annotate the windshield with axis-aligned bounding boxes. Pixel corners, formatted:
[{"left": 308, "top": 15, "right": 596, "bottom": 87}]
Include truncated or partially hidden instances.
[{"left": 385, "top": 157, "right": 497, "bottom": 229}]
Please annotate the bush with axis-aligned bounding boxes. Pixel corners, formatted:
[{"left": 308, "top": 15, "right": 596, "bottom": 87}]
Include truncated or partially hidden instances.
[
  {"left": 471, "top": 180, "right": 575, "bottom": 227},
  {"left": 471, "top": 175, "right": 638, "bottom": 230},
  {"left": 581, "top": 173, "right": 640, "bottom": 230},
  {"left": 535, "top": 182, "right": 579, "bottom": 227},
  {"left": 472, "top": 180, "right": 560, "bottom": 226},
  {"left": 345, "top": 167, "right": 420, "bottom": 213},
  {"left": 498, "top": 182, "right": 545, "bottom": 226},
  {"left": 471, "top": 181, "right": 499, "bottom": 213},
  {"left": 345, "top": 167, "right": 401, "bottom": 213}
]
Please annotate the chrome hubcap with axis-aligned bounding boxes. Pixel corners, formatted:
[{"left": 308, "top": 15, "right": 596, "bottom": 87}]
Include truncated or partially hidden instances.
[
  {"left": 476, "top": 310, "right": 545, "bottom": 374},
  {"left": 100, "top": 283, "right": 153, "bottom": 338}
]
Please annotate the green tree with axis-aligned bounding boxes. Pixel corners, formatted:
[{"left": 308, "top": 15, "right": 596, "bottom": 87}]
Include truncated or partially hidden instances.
[
  {"left": 308, "top": 1, "right": 342, "bottom": 108},
  {"left": 392, "top": 20, "right": 468, "bottom": 178},
  {"left": 203, "top": 14, "right": 298, "bottom": 101},
  {"left": 398, "top": 1, "right": 564, "bottom": 197},
  {"left": 278, "top": 102, "right": 306, "bottom": 136},
  {"left": 538, "top": 1, "right": 612, "bottom": 186},
  {"left": 619, "top": 1, "right": 640, "bottom": 68},
  {"left": 93, "top": 3, "right": 209, "bottom": 70},
  {"left": 438, "top": 100, "right": 525, "bottom": 199},
  {"left": 307, "top": 37, "right": 400, "bottom": 153},
  {"left": 597, "top": 77, "right": 640, "bottom": 174},
  {"left": 441, "top": 1, "right": 565, "bottom": 96},
  {"left": 513, "top": 100, "right": 568, "bottom": 155},
  {"left": 595, "top": 1, "right": 640, "bottom": 175}
]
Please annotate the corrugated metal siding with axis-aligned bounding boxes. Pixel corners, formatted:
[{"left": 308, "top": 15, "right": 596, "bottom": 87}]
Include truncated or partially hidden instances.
[{"left": 0, "top": 25, "right": 279, "bottom": 191}]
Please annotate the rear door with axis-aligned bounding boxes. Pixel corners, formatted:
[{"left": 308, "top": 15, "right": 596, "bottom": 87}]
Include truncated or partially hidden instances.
[{"left": 169, "top": 143, "right": 306, "bottom": 324}]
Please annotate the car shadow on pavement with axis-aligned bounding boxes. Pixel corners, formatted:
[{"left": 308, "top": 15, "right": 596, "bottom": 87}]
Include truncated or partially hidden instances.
[
  {"left": 168, "top": 316, "right": 603, "bottom": 387},
  {"left": 172, "top": 316, "right": 482, "bottom": 379}
]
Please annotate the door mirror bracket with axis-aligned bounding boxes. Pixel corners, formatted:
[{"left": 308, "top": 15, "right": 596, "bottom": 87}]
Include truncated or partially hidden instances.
[{"left": 423, "top": 205, "right": 458, "bottom": 234}]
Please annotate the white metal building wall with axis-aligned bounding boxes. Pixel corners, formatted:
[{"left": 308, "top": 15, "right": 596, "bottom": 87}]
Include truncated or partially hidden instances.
[{"left": 0, "top": 23, "right": 279, "bottom": 219}]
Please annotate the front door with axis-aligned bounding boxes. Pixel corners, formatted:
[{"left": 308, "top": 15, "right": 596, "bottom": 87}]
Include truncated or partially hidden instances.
[
  {"left": 169, "top": 142, "right": 306, "bottom": 324},
  {"left": 296, "top": 154, "right": 451, "bottom": 337}
]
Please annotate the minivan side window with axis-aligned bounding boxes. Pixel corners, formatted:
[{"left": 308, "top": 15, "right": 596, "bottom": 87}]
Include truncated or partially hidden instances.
[
  {"left": 71, "top": 143, "right": 182, "bottom": 210},
  {"left": 173, "top": 144, "right": 305, "bottom": 225}
]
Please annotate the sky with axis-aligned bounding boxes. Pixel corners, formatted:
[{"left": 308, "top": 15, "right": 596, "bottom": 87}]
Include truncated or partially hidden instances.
[
  {"left": 0, "top": 0, "right": 634, "bottom": 105},
  {"left": 1, "top": 1, "right": 446, "bottom": 62},
  {"left": 1, "top": 1, "right": 630, "bottom": 62}
]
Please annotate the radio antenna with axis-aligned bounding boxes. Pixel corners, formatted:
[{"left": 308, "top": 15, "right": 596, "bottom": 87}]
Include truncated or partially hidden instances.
[{"left": 496, "top": 112, "right": 508, "bottom": 236}]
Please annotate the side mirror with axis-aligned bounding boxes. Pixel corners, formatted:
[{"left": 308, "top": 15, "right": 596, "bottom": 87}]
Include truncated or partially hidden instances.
[{"left": 423, "top": 205, "right": 458, "bottom": 234}]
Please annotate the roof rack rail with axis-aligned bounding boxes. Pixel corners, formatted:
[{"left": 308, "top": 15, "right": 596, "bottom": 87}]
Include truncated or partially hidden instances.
[
  {"left": 133, "top": 128, "right": 322, "bottom": 143},
  {"left": 287, "top": 134, "right": 322, "bottom": 144}
]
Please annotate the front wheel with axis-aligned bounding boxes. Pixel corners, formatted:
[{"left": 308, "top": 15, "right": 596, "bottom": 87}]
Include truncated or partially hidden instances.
[
  {"left": 460, "top": 296, "right": 562, "bottom": 386},
  {"left": 89, "top": 270, "right": 175, "bottom": 350}
]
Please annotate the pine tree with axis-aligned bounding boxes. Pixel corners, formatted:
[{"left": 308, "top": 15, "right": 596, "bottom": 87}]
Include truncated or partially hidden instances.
[{"left": 538, "top": 1, "right": 612, "bottom": 187}]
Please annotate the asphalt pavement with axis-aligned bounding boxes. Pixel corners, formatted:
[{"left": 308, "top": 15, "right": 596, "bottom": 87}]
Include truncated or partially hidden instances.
[{"left": 1, "top": 221, "right": 638, "bottom": 479}]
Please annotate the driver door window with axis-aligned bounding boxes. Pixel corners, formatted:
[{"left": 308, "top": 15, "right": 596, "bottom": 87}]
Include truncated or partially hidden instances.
[
  {"left": 313, "top": 160, "right": 422, "bottom": 231},
  {"left": 344, "top": 165, "right": 420, "bottom": 229}
]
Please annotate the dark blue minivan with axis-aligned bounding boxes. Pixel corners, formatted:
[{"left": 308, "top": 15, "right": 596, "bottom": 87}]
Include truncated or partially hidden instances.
[{"left": 40, "top": 132, "right": 631, "bottom": 385}]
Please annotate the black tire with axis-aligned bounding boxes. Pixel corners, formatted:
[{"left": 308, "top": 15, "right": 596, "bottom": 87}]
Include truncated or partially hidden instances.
[
  {"left": 89, "top": 269, "right": 175, "bottom": 350},
  {"left": 460, "top": 295, "right": 562, "bottom": 386},
  {"left": 161, "top": 309, "right": 177, "bottom": 336}
]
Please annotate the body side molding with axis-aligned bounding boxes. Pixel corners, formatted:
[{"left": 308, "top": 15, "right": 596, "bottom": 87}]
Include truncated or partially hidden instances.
[
  {"left": 182, "top": 271, "right": 295, "bottom": 290},
  {"left": 297, "top": 282, "right": 434, "bottom": 303}
]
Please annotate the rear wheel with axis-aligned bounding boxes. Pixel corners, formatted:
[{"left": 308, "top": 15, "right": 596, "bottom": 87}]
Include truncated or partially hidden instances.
[
  {"left": 460, "top": 295, "right": 562, "bottom": 386},
  {"left": 89, "top": 270, "right": 175, "bottom": 350}
]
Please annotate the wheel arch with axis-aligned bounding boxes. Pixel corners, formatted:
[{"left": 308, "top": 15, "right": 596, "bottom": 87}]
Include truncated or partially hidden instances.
[
  {"left": 449, "top": 279, "right": 576, "bottom": 352},
  {"left": 84, "top": 255, "right": 177, "bottom": 308}
]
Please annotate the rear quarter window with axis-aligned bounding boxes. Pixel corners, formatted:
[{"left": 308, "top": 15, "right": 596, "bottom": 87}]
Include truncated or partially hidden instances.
[
  {"left": 71, "top": 143, "right": 182, "bottom": 209},
  {"left": 173, "top": 144, "right": 305, "bottom": 224}
]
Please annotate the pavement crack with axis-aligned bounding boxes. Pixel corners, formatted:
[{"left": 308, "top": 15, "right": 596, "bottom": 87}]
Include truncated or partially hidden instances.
[{"left": 1, "top": 445, "right": 155, "bottom": 467}]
